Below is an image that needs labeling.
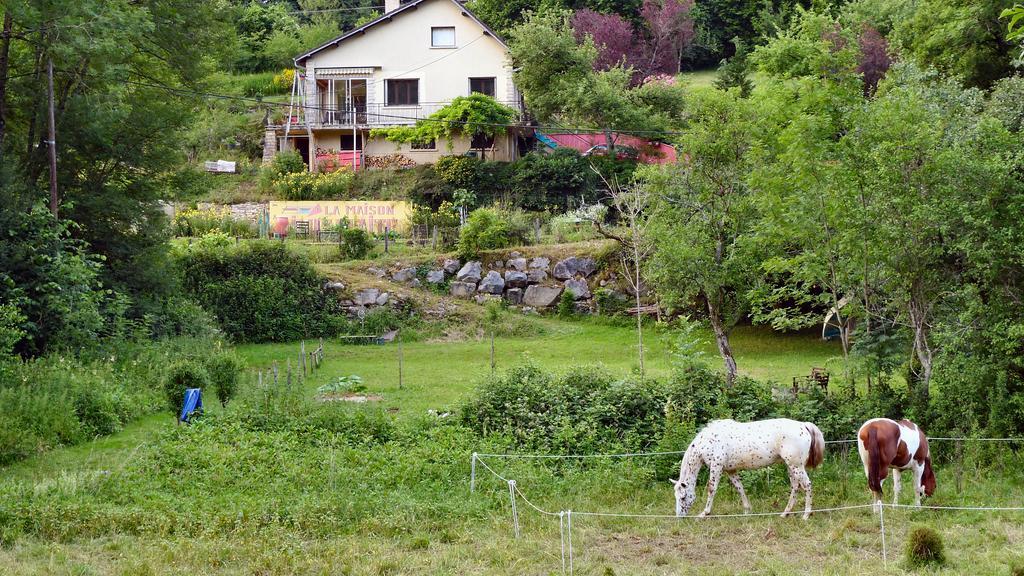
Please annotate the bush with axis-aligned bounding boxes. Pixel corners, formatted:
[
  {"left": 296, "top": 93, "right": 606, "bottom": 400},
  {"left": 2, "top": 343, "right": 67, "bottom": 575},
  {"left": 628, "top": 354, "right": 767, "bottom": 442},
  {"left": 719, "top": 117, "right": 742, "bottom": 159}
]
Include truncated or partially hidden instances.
[
  {"left": 558, "top": 289, "right": 576, "bottom": 317},
  {"left": 259, "top": 150, "right": 306, "bottom": 190},
  {"left": 457, "top": 208, "right": 518, "bottom": 259},
  {"left": 341, "top": 227, "right": 375, "bottom": 260},
  {"left": 179, "top": 241, "right": 347, "bottom": 342},
  {"left": 905, "top": 526, "right": 945, "bottom": 567},
  {"left": 434, "top": 155, "right": 481, "bottom": 190},
  {"left": 205, "top": 351, "right": 245, "bottom": 407},
  {"left": 272, "top": 169, "right": 355, "bottom": 200},
  {"left": 163, "top": 360, "right": 211, "bottom": 414},
  {"left": 171, "top": 206, "right": 256, "bottom": 238},
  {"left": 510, "top": 149, "right": 595, "bottom": 212}
]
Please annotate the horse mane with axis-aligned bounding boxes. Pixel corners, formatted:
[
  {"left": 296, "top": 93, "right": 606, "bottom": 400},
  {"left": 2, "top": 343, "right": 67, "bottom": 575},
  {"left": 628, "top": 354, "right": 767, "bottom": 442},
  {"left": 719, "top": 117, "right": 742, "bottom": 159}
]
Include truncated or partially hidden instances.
[
  {"left": 867, "top": 424, "right": 883, "bottom": 493},
  {"left": 804, "top": 423, "right": 825, "bottom": 469}
]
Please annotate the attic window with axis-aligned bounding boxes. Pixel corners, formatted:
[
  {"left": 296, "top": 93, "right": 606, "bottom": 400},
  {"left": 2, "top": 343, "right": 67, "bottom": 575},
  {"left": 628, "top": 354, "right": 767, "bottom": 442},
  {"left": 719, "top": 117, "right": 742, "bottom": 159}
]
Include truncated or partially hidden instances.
[{"left": 431, "top": 26, "right": 455, "bottom": 47}]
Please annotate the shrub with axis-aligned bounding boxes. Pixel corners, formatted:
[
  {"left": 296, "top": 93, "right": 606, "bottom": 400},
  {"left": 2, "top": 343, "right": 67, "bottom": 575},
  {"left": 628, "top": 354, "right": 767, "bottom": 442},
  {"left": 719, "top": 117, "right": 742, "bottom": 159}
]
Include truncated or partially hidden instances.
[
  {"left": 205, "top": 351, "right": 246, "bottom": 407},
  {"left": 434, "top": 155, "right": 481, "bottom": 190},
  {"left": 341, "top": 227, "right": 375, "bottom": 260},
  {"left": 179, "top": 241, "right": 346, "bottom": 342},
  {"left": 457, "top": 208, "right": 514, "bottom": 259},
  {"left": 163, "top": 360, "right": 211, "bottom": 414},
  {"left": 510, "top": 149, "right": 595, "bottom": 212},
  {"left": 171, "top": 206, "right": 255, "bottom": 238},
  {"left": 272, "top": 169, "right": 355, "bottom": 200},
  {"left": 558, "top": 289, "right": 576, "bottom": 317},
  {"left": 259, "top": 150, "right": 306, "bottom": 190},
  {"left": 905, "top": 526, "right": 945, "bottom": 567}
]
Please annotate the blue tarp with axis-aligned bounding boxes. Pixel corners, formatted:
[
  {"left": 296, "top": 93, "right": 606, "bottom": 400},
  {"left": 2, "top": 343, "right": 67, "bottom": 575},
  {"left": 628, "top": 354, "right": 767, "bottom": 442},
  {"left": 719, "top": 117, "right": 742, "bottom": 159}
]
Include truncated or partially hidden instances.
[{"left": 179, "top": 388, "right": 203, "bottom": 423}]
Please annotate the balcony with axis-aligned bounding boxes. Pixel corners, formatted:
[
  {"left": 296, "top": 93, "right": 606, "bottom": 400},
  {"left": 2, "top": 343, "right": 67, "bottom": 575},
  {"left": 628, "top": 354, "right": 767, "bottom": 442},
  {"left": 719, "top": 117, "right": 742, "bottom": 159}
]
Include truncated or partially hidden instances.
[{"left": 277, "top": 100, "right": 523, "bottom": 130}]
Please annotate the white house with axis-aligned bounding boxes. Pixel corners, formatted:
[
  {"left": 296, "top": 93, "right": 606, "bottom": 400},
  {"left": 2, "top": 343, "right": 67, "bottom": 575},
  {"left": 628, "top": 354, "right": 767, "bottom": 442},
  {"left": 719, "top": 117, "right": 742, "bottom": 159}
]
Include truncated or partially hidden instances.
[{"left": 264, "top": 0, "right": 523, "bottom": 171}]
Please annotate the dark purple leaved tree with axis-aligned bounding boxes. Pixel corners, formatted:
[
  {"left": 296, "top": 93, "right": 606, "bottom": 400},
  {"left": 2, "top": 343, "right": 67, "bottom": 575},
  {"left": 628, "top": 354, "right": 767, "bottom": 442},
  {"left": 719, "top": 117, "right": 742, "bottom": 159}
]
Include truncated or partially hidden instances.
[
  {"left": 857, "top": 25, "right": 891, "bottom": 96},
  {"left": 571, "top": 9, "right": 641, "bottom": 72}
]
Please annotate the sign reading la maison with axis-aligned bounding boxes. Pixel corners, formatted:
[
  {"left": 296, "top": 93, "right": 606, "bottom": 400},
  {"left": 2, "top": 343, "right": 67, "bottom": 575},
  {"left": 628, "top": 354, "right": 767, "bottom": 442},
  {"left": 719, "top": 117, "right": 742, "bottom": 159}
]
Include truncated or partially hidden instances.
[{"left": 268, "top": 201, "right": 410, "bottom": 234}]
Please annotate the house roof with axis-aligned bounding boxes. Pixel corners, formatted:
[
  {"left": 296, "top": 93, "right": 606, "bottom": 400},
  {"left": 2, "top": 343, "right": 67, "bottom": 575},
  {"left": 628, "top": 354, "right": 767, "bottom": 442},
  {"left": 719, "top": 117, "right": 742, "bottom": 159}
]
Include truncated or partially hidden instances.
[{"left": 294, "top": 0, "right": 508, "bottom": 67}]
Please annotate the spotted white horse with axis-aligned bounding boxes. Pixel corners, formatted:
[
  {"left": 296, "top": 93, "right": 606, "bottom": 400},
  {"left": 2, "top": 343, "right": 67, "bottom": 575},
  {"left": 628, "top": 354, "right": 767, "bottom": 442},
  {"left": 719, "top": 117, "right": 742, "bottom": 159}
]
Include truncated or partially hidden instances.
[{"left": 672, "top": 418, "right": 825, "bottom": 519}]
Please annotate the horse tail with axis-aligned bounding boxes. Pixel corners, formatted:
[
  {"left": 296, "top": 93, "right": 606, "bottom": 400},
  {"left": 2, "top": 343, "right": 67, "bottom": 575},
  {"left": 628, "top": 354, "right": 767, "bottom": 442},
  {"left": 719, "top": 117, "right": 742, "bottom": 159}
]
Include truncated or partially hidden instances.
[
  {"left": 867, "top": 425, "right": 882, "bottom": 494},
  {"left": 805, "top": 423, "right": 825, "bottom": 469}
]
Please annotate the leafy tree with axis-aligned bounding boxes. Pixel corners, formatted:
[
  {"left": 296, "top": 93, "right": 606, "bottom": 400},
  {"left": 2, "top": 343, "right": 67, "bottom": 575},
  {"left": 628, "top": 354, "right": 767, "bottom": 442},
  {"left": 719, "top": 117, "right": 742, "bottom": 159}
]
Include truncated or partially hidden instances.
[
  {"left": 892, "top": 0, "right": 1015, "bottom": 89},
  {"left": 639, "top": 0, "right": 695, "bottom": 75},
  {"left": 647, "top": 89, "right": 761, "bottom": 385},
  {"left": 370, "top": 94, "right": 517, "bottom": 160},
  {"left": 571, "top": 9, "right": 641, "bottom": 72},
  {"left": 715, "top": 37, "right": 754, "bottom": 97},
  {"left": 856, "top": 24, "right": 891, "bottom": 96}
]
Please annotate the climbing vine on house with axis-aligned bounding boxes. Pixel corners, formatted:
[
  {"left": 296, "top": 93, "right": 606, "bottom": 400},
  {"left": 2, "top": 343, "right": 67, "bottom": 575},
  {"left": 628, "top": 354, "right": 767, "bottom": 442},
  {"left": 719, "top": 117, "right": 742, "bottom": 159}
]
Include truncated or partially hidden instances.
[{"left": 370, "top": 94, "right": 518, "bottom": 159}]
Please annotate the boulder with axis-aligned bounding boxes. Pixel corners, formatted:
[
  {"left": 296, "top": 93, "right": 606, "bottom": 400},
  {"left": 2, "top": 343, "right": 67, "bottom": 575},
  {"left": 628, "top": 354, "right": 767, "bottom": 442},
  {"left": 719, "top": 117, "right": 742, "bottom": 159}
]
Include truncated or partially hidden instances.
[
  {"left": 523, "top": 285, "right": 563, "bottom": 307},
  {"left": 410, "top": 279, "right": 422, "bottom": 288},
  {"left": 324, "top": 281, "right": 346, "bottom": 290},
  {"left": 367, "top": 267, "right": 386, "bottom": 278},
  {"left": 574, "top": 301, "right": 594, "bottom": 315},
  {"left": 442, "top": 258, "right": 461, "bottom": 275},
  {"left": 553, "top": 256, "right": 597, "bottom": 280},
  {"left": 505, "top": 287, "right": 524, "bottom": 305},
  {"left": 354, "top": 288, "right": 380, "bottom": 306},
  {"left": 509, "top": 251, "right": 523, "bottom": 259},
  {"left": 504, "top": 270, "right": 529, "bottom": 289},
  {"left": 375, "top": 292, "right": 390, "bottom": 306},
  {"left": 508, "top": 257, "right": 528, "bottom": 271},
  {"left": 564, "top": 278, "right": 591, "bottom": 300},
  {"left": 527, "top": 269, "right": 548, "bottom": 284},
  {"left": 426, "top": 269, "right": 446, "bottom": 284},
  {"left": 529, "top": 256, "right": 550, "bottom": 270},
  {"left": 392, "top": 267, "right": 417, "bottom": 282},
  {"left": 490, "top": 260, "right": 504, "bottom": 269},
  {"left": 456, "top": 261, "right": 482, "bottom": 283},
  {"left": 450, "top": 282, "right": 477, "bottom": 298},
  {"left": 479, "top": 270, "right": 505, "bottom": 294}
]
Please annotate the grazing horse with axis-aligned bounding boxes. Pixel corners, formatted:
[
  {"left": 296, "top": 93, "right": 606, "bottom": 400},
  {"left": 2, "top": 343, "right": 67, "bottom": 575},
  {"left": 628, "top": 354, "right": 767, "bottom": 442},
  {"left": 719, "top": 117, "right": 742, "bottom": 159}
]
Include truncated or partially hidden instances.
[
  {"left": 672, "top": 419, "right": 825, "bottom": 519},
  {"left": 857, "top": 418, "right": 935, "bottom": 510}
]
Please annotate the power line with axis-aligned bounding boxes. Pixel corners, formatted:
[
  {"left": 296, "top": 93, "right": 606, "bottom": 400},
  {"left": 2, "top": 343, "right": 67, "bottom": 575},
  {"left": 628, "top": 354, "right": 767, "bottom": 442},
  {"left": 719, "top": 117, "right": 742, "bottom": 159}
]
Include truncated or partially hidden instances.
[
  {"left": 64, "top": 69, "right": 684, "bottom": 140},
  {"left": 287, "top": 5, "right": 384, "bottom": 15}
]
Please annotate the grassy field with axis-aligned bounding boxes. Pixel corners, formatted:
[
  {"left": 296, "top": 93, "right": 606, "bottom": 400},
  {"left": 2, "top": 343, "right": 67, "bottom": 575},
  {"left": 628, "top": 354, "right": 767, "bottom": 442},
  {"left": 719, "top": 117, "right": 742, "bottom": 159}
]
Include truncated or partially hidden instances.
[
  {"left": 235, "top": 322, "right": 842, "bottom": 415},
  {"left": 3, "top": 320, "right": 1023, "bottom": 575}
]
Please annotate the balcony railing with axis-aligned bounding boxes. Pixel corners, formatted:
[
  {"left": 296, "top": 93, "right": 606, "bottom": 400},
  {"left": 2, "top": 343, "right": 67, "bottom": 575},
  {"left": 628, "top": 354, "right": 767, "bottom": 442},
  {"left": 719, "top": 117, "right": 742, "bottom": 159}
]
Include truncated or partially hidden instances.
[{"left": 282, "top": 100, "right": 523, "bottom": 128}]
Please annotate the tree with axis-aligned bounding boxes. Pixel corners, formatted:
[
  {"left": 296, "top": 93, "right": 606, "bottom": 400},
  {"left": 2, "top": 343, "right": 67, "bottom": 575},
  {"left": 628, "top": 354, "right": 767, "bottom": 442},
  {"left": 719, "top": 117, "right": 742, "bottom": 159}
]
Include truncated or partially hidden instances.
[
  {"left": 1002, "top": 4, "right": 1024, "bottom": 60},
  {"left": 856, "top": 24, "right": 891, "bottom": 96},
  {"left": 647, "top": 89, "right": 761, "bottom": 385},
  {"left": 715, "top": 37, "right": 753, "bottom": 97},
  {"left": 640, "top": 0, "right": 695, "bottom": 75},
  {"left": 571, "top": 9, "right": 641, "bottom": 72},
  {"left": 370, "top": 94, "right": 518, "bottom": 160}
]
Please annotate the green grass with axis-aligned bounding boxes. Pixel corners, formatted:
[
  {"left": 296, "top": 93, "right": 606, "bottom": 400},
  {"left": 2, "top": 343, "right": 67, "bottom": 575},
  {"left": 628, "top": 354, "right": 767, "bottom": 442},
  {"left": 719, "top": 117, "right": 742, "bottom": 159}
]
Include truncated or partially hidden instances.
[
  {"left": 678, "top": 69, "right": 720, "bottom": 88},
  {"left": 235, "top": 322, "right": 841, "bottom": 416},
  {"left": 6, "top": 321, "right": 1022, "bottom": 575}
]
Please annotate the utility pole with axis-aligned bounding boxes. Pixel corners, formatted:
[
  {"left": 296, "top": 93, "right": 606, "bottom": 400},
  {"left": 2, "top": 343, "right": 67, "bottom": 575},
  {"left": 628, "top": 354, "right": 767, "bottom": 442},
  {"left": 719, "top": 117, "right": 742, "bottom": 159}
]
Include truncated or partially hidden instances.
[{"left": 47, "top": 58, "right": 58, "bottom": 217}]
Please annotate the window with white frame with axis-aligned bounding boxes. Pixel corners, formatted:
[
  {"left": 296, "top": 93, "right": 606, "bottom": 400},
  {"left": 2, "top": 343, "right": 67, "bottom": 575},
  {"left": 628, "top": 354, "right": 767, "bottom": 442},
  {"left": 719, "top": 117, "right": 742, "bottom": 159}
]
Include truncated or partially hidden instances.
[
  {"left": 469, "top": 77, "right": 496, "bottom": 97},
  {"left": 431, "top": 26, "right": 455, "bottom": 47},
  {"left": 411, "top": 139, "right": 436, "bottom": 150}
]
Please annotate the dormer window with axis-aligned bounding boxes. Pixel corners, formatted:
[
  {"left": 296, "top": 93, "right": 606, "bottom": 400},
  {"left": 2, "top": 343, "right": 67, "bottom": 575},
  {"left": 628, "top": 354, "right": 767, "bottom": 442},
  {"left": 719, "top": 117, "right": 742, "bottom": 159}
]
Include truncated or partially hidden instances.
[{"left": 431, "top": 26, "right": 455, "bottom": 48}]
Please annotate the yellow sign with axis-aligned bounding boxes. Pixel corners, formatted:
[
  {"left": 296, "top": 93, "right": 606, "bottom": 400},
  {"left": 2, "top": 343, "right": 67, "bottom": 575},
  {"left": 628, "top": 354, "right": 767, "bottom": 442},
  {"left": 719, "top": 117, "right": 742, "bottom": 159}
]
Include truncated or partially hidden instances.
[{"left": 268, "top": 200, "right": 411, "bottom": 235}]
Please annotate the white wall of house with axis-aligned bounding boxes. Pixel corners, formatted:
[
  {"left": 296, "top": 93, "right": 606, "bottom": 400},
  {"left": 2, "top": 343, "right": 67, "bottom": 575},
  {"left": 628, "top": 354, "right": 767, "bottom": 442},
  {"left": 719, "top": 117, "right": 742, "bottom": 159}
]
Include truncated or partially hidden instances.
[{"left": 303, "top": 0, "right": 516, "bottom": 119}]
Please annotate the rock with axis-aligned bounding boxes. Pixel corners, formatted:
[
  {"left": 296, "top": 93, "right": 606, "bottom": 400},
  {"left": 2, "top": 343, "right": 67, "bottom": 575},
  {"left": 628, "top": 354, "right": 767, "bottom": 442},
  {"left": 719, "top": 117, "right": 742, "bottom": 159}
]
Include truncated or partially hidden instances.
[
  {"left": 354, "top": 288, "right": 380, "bottom": 306},
  {"left": 527, "top": 269, "right": 548, "bottom": 284},
  {"left": 479, "top": 270, "right": 505, "bottom": 294},
  {"left": 504, "top": 270, "right": 529, "bottom": 289},
  {"left": 450, "top": 282, "right": 477, "bottom": 298},
  {"left": 426, "top": 269, "right": 446, "bottom": 284},
  {"left": 375, "top": 292, "right": 390, "bottom": 306},
  {"left": 508, "top": 257, "right": 528, "bottom": 271},
  {"left": 340, "top": 300, "right": 354, "bottom": 307},
  {"left": 442, "top": 258, "right": 461, "bottom": 275},
  {"left": 392, "top": 267, "right": 416, "bottom": 282},
  {"left": 529, "top": 256, "right": 550, "bottom": 270},
  {"left": 553, "top": 256, "right": 597, "bottom": 280},
  {"left": 367, "top": 267, "right": 386, "bottom": 279},
  {"left": 324, "top": 281, "right": 346, "bottom": 290},
  {"left": 456, "top": 261, "right": 482, "bottom": 283},
  {"left": 505, "top": 287, "right": 524, "bottom": 305},
  {"left": 509, "top": 251, "right": 523, "bottom": 259},
  {"left": 490, "top": 260, "right": 504, "bottom": 269},
  {"left": 523, "top": 285, "right": 563, "bottom": 307},
  {"left": 521, "top": 306, "right": 537, "bottom": 315},
  {"left": 475, "top": 294, "right": 501, "bottom": 305},
  {"left": 574, "top": 301, "right": 593, "bottom": 315},
  {"left": 564, "top": 278, "right": 591, "bottom": 300},
  {"left": 410, "top": 279, "right": 421, "bottom": 288},
  {"left": 347, "top": 305, "right": 367, "bottom": 317}
]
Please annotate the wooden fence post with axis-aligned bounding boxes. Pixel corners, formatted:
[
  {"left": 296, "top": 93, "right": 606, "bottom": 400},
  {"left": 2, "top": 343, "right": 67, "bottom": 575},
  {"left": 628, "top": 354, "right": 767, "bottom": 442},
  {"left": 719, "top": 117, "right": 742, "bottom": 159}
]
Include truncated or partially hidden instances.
[
  {"left": 533, "top": 218, "right": 540, "bottom": 244},
  {"left": 490, "top": 331, "right": 496, "bottom": 375},
  {"left": 384, "top": 226, "right": 390, "bottom": 253},
  {"left": 432, "top": 225, "right": 438, "bottom": 250},
  {"left": 301, "top": 340, "right": 307, "bottom": 376},
  {"left": 287, "top": 358, "right": 292, "bottom": 388},
  {"left": 398, "top": 334, "right": 403, "bottom": 390},
  {"left": 273, "top": 362, "right": 278, "bottom": 387}
]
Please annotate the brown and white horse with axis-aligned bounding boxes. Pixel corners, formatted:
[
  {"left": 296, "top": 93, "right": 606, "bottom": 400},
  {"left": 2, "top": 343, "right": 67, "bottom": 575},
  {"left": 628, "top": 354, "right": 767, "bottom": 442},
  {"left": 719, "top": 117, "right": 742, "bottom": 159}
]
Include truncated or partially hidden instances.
[{"left": 857, "top": 418, "right": 936, "bottom": 510}]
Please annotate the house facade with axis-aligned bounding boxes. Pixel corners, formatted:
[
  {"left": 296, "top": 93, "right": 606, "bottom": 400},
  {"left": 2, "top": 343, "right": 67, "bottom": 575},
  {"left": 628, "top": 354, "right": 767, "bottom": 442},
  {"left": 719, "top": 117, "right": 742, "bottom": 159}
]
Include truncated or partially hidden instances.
[{"left": 263, "top": 0, "right": 523, "bottom": 171}]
